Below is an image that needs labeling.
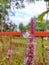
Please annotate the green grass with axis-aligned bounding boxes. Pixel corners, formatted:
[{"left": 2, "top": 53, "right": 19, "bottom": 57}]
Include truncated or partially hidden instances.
[{"left": 0, "top": 36, "right": 49, "bottom": 65}]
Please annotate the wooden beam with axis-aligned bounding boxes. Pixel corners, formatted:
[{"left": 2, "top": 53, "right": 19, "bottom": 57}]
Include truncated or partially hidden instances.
[
  {"left": 34, "top": 32, "right": 49, "bottom": 36},
  {"left": 0, "top": 32, "right": 49, "bottom": 36},
  {"left": 0, "top": 32, "right": 22, "bottom": 36}
]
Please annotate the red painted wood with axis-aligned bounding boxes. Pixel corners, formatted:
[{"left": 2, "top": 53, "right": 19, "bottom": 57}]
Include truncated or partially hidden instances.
[
  {"left": 34, "top": 32, "right": 49, "bottom": 36},
  {"left": 0, "top": 32, "right": 22, "bottom": 36},
  {"left": 0, "top": 32, "right": 49, "bottom": 36}
]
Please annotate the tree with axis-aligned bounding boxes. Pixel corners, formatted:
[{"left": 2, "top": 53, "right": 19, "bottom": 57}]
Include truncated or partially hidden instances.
[
  {"left": 25, "top": 23, "right": 30, "bottom": 30},
  {"left": 35, "top": 21, "right": 46, "bottom": 31},
  {"left": 19, "top": 23, "right": 25, "bottom": 32},
  {"left": 24, "top": 18, "right": 47, "bottom": 31},
  {"left": 0, "top": 0, "right": 10, "bottom": 31},
  {"left": 14, "top": 0, "right": 39, "bottom": 9},
  {"left": 11, "top": 24, "right": 17, "bottom": 32},
  {"left": 37, "top": 0, "right": 49, "bottom": 32},
  {"left": 46, "top": 20, "right": 49, "bottom": 30},
  {"left": 38, "top": 0, "right": 49, "bottom": 21}
]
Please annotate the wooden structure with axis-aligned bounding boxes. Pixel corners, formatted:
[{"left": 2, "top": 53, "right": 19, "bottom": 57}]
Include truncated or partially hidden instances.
[
  {"left": 0, "top": 32, "right": 49, "bottom": 36},
  {"left": 0, "top": 32, "right": 22, "bottom": 36}
]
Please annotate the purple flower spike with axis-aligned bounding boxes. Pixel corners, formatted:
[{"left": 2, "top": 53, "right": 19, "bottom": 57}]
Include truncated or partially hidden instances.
[
  {"left": 7, "top": 41, "right": 12, "bottom": 59},
  {"left": 30, "top": 18, "right": 34, "bottom": 34},
  {"left": 9, "top": 41, "right": 12, "bottom": 49},
  {"left": 24, "top": 34, "right": 35, "bottom": 65},
  {"left": 47, "top": 37, "right": 49, "bottom": 41},
  {"left": 47, "top": 47, "right": 49, "bottom": 64},
  {"left": 38, "top": 58, "right": 41, "bottom": 65},
  {"left": 24, "top": 18, "right": 35, "bottom": 65}
]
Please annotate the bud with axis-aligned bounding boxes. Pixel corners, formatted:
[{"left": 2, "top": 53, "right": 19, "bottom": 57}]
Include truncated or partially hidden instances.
[{"left": 30, "top": 18, "right": 34, "bottom": 34}]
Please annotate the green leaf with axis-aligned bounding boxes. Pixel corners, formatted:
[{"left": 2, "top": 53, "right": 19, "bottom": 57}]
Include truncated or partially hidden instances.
[
  {"left": 48, "top": 2, "right": 49, "bottom": 6},
  {"left": 44, "top": 0, "right": 49, "bottom": 2},
  {"left": 0, "top": 5, "right": 3, "bottom": 12},
  {"left": 0, "top": 0, "right": 9, "bottom": 3},
  {"left": 4, "top": 10, "right": 8, "bottom": 15},
  {"left": 0, "top": 0, "right": 5, "bottom": 3},
  {"left": 38, "top": 10, "right": 49, "bottom": 21},
  {"left": 0, "top": 14, "right": 2, "bottom": 19},
  {"left": 5, "top": 5, "right": 10, "bottom": 9}
]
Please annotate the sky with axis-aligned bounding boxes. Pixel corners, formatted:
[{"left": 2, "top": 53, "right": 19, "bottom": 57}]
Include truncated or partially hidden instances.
[{"left": 8, "top": 1, "right": 48, "bottom": 25}]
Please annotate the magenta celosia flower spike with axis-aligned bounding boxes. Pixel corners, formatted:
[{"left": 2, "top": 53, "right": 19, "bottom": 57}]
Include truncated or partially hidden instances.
[
  {"left": 24, "top": 18, "right": 35, "bottom": 65},
  {"left": 47, "top": 47, "right": 49, "bottom": 64},
  {"left": 7, "top": 41, "right": 12, "bottom": 59},
  {"left": 6, "top": 41, "right": 12, "bottom": 65},
  {"left": 47, "top": 37, "right": 49, "bottom": 41},
  {"left": 9, "top": 41, "right": 12, "bottom": 49},
  {"left": 30, "top": 18, "right": 34, "bottom": 34}
]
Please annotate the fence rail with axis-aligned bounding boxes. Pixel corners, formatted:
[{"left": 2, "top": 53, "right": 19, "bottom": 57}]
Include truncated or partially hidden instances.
[{"left": 0, "top": 32, "right": 49, "bottom": 36}]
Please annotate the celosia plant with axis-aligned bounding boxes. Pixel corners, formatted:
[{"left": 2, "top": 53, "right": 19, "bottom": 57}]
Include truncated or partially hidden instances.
[
  {"left": 47, "top": 46, "right": 49, "bottom": 64},
  {"left": 7, "top": 41, "right": 12, "bottom": 58},
  {"left": 6, "top": 41, "right": 12, "bottom": 65},
  {"left": 24, "top": 18, "right": 36, "bottom": 65},
  {"left": 24, "top": 35, "right": 35, "bottom": 65},
  {"left": 30, "top": 18, "right": 34, "bottom": 34}
]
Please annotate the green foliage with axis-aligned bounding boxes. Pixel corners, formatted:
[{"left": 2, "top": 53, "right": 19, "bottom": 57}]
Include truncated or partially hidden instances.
[
  {"left": 5, "top": 4, "right": 10, "bottom": 9},
  {"left": 19, "top": 23, "right": 26, "bottom": 32},
  {"left": 38, "top": 10, "right": 49, "bottom": 21},
  {"left": 0, "top": 36, "right": 49, "bottom": 65},
  {"left": 35, "top": 21, "right": 46, "bottom": 31},
  {"left": 46, "top": 20, "right": 49, "bottom": 30},
  {"left": 25, "top": 23, "right": 30, "bottom": 30},
  {"left": 0, "top": 2, "right": 9, "bottom": 31},
  {"left": 0, "top": 36, "right": 27, "bottom": 65},
  {"left": 0, "top": 0, "right": 5, "bottom": 3},
  {"left": 48, "top": 2, "right": 49, "bottom": 6},
  {"left": 44, "top": 0, "right": 49, "bottom": 2},
  {"left": 0, "top": 0, "right": 9, "bottom": 4},
  {"left": 24, "top": 19, "right": 47, "bottom": 31},
  {"left": 0, "top": 14, "right": 2, "bottom": 19},
  {"left": 4, "top": 9, "right": 8, "bottom": 15},
  {"left": 38, "top": 1, "right": 49, "bottom": 21}
]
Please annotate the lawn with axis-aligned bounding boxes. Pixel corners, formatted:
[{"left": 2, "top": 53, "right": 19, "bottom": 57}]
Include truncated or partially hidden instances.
[{"left": 0, "top": 36, "right": 49, "bottom": 65}]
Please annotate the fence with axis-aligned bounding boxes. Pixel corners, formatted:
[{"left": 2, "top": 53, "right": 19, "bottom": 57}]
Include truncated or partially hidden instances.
[{"left": 0, "top": 32, "right": 49, "bottom": 36}]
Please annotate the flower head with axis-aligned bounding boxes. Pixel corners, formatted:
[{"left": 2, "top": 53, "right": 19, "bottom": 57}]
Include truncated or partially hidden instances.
[
  {"left": 24, "top": 18, "right": 35, "bottom": 65},
  {"left": 24, "top": 35, "right": 35, "bottom": 65},
  {"left": 7, "top": 41, "right": 12, "bottom": 59},
  {"left": 27, "top": 35, "right": 34, "bottom": 42},
  {"left": 30, "top": 18, "right": 34, "bottom": 34}
]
